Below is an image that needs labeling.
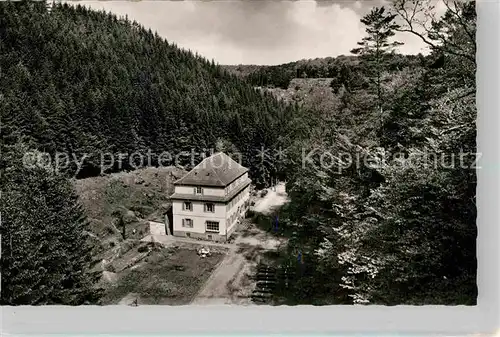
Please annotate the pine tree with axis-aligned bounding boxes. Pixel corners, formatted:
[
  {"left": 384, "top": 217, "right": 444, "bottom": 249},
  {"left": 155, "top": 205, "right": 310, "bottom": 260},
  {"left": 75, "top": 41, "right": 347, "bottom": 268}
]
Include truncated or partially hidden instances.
[
  {"left": 351, "top": 7, "right": 403, "bottom": 114},
  {"left": 0, "top": 144, "right": 103, "bottom": 305}
]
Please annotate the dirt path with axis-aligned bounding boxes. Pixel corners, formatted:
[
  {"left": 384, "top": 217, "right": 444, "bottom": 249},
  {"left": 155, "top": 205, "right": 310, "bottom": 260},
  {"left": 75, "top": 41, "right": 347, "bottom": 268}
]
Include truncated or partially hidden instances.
[
  {"left": 191, "top": 183, "right": 288, "bottom": 305},
  {"left": 191, "top": 246, "right": 244, "bottom": 305},
  {"left": 252, "top": 182, "right": 288, "bottom": 215}
]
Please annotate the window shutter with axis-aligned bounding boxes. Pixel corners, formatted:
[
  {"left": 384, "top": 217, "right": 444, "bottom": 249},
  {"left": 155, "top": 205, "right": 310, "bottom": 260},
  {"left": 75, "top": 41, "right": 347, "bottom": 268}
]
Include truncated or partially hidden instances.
[
  {"left": 194, "top": 187, "right": 196, "bottom": 194},
  {"left": 182, "top": 219, "right": 185, "bottom": 227}
]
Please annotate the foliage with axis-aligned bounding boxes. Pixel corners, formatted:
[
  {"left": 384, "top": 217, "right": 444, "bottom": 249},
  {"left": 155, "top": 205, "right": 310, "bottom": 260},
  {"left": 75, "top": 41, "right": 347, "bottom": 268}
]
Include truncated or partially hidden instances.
[
  {"left": 270, "top": 0, "right": 476, "bottom": 305},
  {"left": 0, "top": 144, "right": 103, "bottom": 305}
]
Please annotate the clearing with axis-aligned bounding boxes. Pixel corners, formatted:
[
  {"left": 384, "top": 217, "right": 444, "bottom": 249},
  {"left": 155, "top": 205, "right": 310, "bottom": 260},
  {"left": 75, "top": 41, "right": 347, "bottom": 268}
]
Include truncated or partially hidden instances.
[
  {"left": 76, "top": 167, "right": 288, "bottom": 305},
  {"left": 75, "top": 166, "right": 185, "bottom": 268}
]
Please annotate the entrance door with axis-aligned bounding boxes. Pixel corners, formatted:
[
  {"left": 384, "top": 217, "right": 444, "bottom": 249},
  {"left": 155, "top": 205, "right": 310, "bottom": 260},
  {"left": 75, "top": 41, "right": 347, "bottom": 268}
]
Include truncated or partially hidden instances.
[{"left": 165, "top": 207, "right": 174, "bottom": 235}]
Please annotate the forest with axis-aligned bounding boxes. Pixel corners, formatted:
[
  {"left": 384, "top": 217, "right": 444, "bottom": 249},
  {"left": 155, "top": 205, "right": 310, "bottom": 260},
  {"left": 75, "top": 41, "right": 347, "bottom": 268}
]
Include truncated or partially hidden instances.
[
  {"left": 0, "top": 0, "right": 476, "bottom": 305},
  {"left": 252, "top": 1, "right": 477, "bottom": 305}
]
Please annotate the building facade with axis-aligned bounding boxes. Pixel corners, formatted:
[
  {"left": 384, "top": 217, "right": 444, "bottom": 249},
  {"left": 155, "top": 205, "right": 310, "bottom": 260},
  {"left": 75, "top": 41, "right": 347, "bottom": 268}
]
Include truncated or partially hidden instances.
[{"left": 170, "top": 152, "right": 251, "bottom": 242}]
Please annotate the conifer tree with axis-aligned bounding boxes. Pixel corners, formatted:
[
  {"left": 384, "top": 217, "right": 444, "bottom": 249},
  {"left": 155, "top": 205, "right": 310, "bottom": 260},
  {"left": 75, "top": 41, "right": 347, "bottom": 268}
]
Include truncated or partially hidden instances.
[
  {"left": 351, "top": 7, "right": 403, "bottom": 113},
  {"left": 1, "top": 145, "right": 103, "bottom": 305}
]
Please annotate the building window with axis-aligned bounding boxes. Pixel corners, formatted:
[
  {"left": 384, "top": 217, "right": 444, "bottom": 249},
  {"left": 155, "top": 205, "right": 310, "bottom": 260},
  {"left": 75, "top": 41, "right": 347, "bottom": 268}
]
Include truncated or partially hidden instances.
[
  {"left": 206, "top": 221, "right": 219, "bottom": 232},
  {"left": 195, "top": 186, "right": 203, "bottom": 194},
  {"left": 183, "top": 202, "right": 192, "bottom": 211},
  {"left": 204, "top": 203, "right": 215, "bottom": 213},
  {"left": 182, "top": 218, "right": 193, "bottom": 228}
]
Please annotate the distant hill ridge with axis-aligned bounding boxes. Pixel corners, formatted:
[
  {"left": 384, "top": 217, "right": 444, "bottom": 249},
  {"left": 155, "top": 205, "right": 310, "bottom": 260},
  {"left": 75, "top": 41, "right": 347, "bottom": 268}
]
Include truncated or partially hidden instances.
[{"left": 222, "top": 53, "right": 423, "bottom": 89}]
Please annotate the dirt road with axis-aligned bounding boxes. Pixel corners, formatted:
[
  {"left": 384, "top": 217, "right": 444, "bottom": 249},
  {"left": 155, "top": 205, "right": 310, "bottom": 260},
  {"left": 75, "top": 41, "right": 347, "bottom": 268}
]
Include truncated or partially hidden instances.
[
  {"left": 191, "top": 183, "right": 288, "bottom": 305},
  {"left": 252, "top": 182, "right": 288, "bottom": 215},
  {"left": 190, "top": 245, "right": 244, "bottom": 305}
]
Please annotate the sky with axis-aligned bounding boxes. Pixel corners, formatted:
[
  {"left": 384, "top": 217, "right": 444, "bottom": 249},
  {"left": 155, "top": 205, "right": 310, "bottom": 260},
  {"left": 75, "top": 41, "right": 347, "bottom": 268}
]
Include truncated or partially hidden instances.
[{"left": 77, "top": 0, "right": 433, "bottom": 65}]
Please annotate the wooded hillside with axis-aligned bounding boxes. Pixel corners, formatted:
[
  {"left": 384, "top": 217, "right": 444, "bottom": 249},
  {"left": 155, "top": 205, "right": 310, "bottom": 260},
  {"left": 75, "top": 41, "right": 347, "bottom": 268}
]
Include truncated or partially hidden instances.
[{"left": 1, "top": 1, "right": 307, "bottom": 180}]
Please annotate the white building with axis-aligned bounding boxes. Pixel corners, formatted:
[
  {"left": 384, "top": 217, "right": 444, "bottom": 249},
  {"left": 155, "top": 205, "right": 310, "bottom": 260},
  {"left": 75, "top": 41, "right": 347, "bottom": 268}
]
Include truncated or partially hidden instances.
[{"left": 170, "top": 152, "right": 251, "bottom": 242}]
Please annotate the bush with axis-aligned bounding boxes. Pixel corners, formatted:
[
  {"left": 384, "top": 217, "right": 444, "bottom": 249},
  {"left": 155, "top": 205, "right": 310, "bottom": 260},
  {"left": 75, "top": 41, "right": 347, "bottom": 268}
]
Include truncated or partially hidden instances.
[
  {"left": 245, "top": 210, "right": 255, "bottom": 218},
  {"left": 252, "top": 213, "right": 272, "bottom": 231},
  {"left": 104, "top": 263, "right": 116, "bottom": 273},
  {"left": 120, "top": 240, "right": 138, "bottom": 254},
  {"left": 137, "top": 245, "right": 149, "bottom": 253},
  {"left": 123, "top": 210, "right": 137, "bottom": 224}
]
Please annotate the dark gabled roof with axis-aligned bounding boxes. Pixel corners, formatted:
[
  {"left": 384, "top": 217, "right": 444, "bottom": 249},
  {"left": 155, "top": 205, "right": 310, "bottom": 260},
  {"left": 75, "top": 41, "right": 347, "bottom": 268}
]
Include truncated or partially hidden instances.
[{"left": 174, "top": 152, "right": 248, "bottom": 187}]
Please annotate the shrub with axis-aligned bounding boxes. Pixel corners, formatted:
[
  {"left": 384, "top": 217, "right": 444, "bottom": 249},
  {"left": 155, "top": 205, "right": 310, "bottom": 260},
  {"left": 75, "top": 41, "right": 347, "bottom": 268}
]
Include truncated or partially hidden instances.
[
  {"left": 137, "top": 245, "right": 149, "bottom": 253},
  {"left": 104, "top": 263, "right": 116, "bottom": 273}
]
